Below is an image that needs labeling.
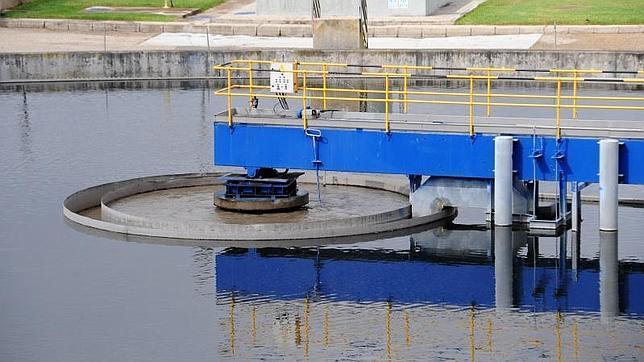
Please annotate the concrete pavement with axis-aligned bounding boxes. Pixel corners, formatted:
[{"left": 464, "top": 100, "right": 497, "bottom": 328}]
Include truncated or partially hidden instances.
[{"left": 2, "top": 27, "right": 643, "bottom": 53}]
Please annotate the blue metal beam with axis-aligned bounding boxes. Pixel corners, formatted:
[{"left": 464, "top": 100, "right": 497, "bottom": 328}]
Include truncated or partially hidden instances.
[{"left": 214, "top": 123, "right": 644, "bottom": 184}]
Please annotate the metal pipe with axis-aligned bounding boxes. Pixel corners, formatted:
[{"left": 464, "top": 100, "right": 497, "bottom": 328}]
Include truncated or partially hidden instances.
[
  {"left": 599, "top": 139, "right": 619, "bottom": 231},
  {"left": 494, "top": 136, "right": 514, "bottom": 226},
  {"left": 572, "top": 181, "right": 581, "bottom": 232}
]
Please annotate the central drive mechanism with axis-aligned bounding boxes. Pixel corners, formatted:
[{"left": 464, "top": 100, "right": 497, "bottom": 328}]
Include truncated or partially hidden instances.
[{"left": 214, "top": 168, "right": 309, "bottom": 212}]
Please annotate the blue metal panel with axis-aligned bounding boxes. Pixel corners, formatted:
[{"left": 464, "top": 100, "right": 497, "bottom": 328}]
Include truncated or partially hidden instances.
[{"left": 214, "top": 123, "right": 644, "bottom": 184}]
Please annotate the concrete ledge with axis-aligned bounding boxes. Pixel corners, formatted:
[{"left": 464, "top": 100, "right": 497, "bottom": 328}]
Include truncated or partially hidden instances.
[
  {"left": 209, "top": 23, "right": 234, "bottom": 35},
  {"left": 469, "top": 25, "right": 495, "bottom": 36},
  {"left": 67, "top": 20, "right": 92, "bottom": 32},
  {"left": 446, "top": 26, "right": 471, "bottom": 37},
  {"left": 232, "top": 24, "right": 257, "bottom": 36},
  {"left": 139, "top": 22, "right": 165, "bottom": 33},
  {"left": 257, "top": 23, "right": 280, "bottom": 37},
  {"left": 1, "top": 18, "right": 643, "bottom": 38},
  {"left": 44, "top": 19, "right": 69, "bottom": 31},
  {"left": 280, "top": 24, "right": 311, "bottom": 37},
  {"left": 494, "top": 26, "right": 520, "bottom": 35},
  {"left": 397, "top": 26, "right": 423, "bottom": 38},
  {"left": 372, "top": 26, "right": 398, "bottom": 37}
]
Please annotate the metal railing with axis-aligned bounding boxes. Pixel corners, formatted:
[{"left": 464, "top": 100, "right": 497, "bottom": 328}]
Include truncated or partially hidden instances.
[{"left": 213, "top": 59, "right": 644, "bottom": 138}]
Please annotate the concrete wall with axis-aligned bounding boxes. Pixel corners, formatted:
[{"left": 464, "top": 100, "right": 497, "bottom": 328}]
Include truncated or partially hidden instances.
[
  {"left": 1, "top": 49, "right": 643, "bottom": 81},
  {"left": 0, "top": 0, "right": 30, "bottom": 11},
  {"left": 256, "top": 0, "right": 448, "bottom": 17}
]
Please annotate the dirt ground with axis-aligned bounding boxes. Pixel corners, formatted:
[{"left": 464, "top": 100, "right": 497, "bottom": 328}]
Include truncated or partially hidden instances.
[{"left": 532, "top": 33, "right": 644, "bottom": 52}]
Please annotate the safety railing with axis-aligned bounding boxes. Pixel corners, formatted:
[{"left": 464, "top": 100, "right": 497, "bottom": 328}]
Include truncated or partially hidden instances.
[{"left": 213, "top": 59, "right": 644, "bottom": 139}]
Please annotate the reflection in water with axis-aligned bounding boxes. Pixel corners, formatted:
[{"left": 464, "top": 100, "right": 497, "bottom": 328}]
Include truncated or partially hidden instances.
[
  {"left": 211, "top": 226, "right": 644, "bottom": 360},
  {"left": 600, "top": 231, "right": 619, "bottom": 321},
  {"left": 19, "top": 86, "right": 32, "bottom": 158},
  {"left": 494, "top": 226, "right": 513, "bottom": 310}
]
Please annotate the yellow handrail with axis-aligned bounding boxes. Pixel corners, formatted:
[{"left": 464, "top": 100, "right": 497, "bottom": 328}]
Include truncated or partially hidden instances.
[{"left": 213, "top": 59, "right": 644, "bottom": 138}]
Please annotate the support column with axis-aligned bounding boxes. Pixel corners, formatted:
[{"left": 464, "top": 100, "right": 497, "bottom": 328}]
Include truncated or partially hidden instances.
[
  {"left": 599, "top": 139, "right": 619, "bottom": 231},
  {"left": 494, "top": 136, "right": 513, "bottom": 226},
  {"left": 572, "top": 182, "right": 582, "bottom": 232}
]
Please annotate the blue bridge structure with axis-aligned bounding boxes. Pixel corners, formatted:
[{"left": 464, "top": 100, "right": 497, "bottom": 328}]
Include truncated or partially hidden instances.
[{"left": 213, "top": 60, "right": 644, "bottom": 231}]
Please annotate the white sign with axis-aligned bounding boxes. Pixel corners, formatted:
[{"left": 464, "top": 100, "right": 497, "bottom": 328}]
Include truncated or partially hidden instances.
[
  {"left": 388, "top": 0, "right": 408, "bottom": 9},
  {"left": 270, "top": 62, "right": 295, "bottom": 93}
]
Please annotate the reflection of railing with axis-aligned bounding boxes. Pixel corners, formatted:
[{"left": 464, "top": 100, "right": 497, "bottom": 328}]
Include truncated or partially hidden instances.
[{"left": 213, "top": 60, "right": 644, "bottom": 138}]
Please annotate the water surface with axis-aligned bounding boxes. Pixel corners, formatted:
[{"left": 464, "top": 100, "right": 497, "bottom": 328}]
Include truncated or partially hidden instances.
[{"left": 1, "top": 82, "right": 643, "bottom": 361}]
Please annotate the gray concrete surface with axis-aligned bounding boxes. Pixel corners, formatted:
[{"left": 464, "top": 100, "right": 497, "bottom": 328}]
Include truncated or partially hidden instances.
[
  {"left": 140, "top": 32, "right": 541, "bottom": 49},
  {"left": 255, "top": 0, "right": 449, "bottom": 17},
  {"left": 2, "top": 47, "right": 642, "bottom": 82},
  {"left": 313, "top": 17, "right": 366, "bottom": 50}
]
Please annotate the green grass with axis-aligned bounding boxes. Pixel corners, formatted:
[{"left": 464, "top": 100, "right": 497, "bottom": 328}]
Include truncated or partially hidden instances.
[
  {"left": 457, "top": 0, "right": 644, "bottom": 25},
  {"left": 1, "top": 0, "right": 225, "bottom": 22}
]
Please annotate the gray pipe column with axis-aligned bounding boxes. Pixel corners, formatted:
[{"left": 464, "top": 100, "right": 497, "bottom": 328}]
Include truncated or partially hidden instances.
[
  {"left": 599, "top": 139, "right": 619, "bottom": 231},
  {"left": 494, "top": 136, "right": 513, "bottom": 226},
  {"left": 600, "top": 231, "right": 619, "bottom": 321}
]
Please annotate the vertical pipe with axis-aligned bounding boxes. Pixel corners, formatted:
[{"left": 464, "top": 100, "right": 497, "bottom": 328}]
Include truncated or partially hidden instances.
[
  {"left": 385, "top": 74, "right": 390, "bottom": 133},
  {"left": 572, "top": 181, "right": 581, "bottom": 232},
  {"left": 599, "top": 139, "right": 619, "bottom": 231},
  {"left": 494, "top": 136, "right": 514, "bottom": 226},
  {"left": 494, "top": 226, "right": 513, "bottom": 310},
  {"left": 599, "top": 231, "right": 619, "bottom": 321}
]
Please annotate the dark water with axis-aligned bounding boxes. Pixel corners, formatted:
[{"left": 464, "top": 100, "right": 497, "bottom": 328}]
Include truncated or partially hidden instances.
[{"left": 1, "top": 82, "right": 643, "bottom": 361}]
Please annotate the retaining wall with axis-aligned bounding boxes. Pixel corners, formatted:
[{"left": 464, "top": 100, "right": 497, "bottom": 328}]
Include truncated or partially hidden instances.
[{"left": 1, "top": 49, "right": 643, "bottom": 81}]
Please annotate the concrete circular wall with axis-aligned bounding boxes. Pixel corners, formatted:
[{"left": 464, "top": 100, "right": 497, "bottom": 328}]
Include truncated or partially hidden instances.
[{"left": 64, "top": 172, "right": 456, "bottom": 242}]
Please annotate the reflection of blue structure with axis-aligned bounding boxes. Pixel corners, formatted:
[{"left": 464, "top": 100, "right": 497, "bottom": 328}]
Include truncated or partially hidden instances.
[{"left": 215, "top": 233, "right": 644, "bottom": 315}]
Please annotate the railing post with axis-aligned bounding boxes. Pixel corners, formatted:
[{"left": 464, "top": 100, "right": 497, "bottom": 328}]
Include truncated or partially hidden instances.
[
  {"left": 572, "top": 70, "right": 578, "bottom": 119},
  {"left": 302, "top": 70, "right": 308, "bottom": 129},
  {"left": 385, "top": 74, "right": 390, "bottom": 133},
  {"left": 248, "top": 61, "right": 253, "bottom": 105},
  {"left": 486, "top": 69, "right": 491, "bottom": 117},
  {"left": 469, "top": 76, "right": 474, "bottom": 136},
  {"left": 227, "top": 68, "right": 233, "bottom": 127},
  {"left": 556, "top": 78, "right": 562, "bottom": 139},
  {"left": 322, "top": 64, "right": 328, "bottom": 110},
  {"left": 403, "top": 65, "right": 408, "bottom": 113}
]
